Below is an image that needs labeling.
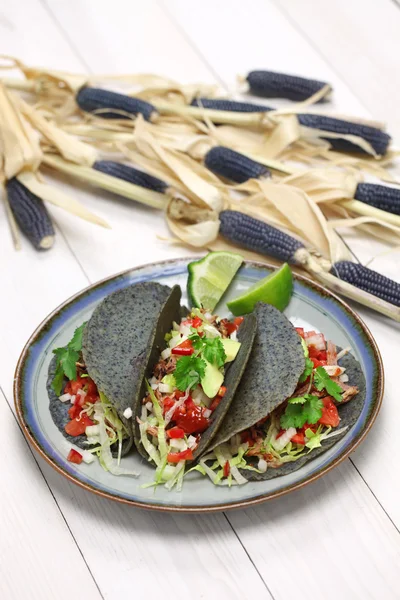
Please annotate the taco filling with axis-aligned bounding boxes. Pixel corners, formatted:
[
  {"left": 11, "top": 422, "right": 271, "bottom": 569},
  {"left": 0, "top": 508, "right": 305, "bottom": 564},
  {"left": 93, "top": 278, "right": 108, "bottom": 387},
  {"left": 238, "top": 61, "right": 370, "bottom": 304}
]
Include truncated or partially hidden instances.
[
  {"left": 137, "top": 309, "right": 247, "bottom": 490},
  {"left": 51, "top": 322, "right": 133, "bottom": 472},
  {"left": 198, "top": 328, "right": 360, "bottom": 485}
]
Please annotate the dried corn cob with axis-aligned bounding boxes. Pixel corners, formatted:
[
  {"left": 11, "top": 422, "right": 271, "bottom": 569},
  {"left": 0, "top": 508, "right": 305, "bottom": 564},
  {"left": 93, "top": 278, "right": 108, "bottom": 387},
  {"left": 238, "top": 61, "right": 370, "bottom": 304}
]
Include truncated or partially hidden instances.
[
  {"left": 354, "top": 183, "right": 400, "bottom": 216},
  {"left": 76, "top": 87, "right": 157, "bottom": 122},
  {"left": 205, "top": 147, "right": 270, "bottom": 183},
  {"left": 219, "top": 210, "right": 303, "bottom": 262},
  {"left": 191, "top": 97, "right": 273, "bottom": 113},
  {"left": 6, "top": 178, "right": 55, "bottom": 250},
  {"left": 93, "top": 161, "right": 168, "bottom": 193},
  {"left": 219, "top": 210, "right": 400, "bottom": 317},
  {"left": 332, "top": 262, "right": 400, "bottom": 307},
  {"left": 246, "top": 70, "right": 330, "bottom": 101},
  {"left": 297, "top": 113, "right": 391, "bottom": 156}
]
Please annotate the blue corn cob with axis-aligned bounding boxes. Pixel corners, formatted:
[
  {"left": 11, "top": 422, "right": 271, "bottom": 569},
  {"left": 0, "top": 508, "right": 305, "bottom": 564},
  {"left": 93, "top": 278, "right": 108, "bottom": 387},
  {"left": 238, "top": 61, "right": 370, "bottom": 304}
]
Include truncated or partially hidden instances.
[
  {"left": 191, "top": 98, "right": 274, "bottom": 113},
  {"left": 6, "top": 178, "right": 55, "bottom": 250},
  {"left": 76, "top": 87, "right": 157, "bottom": 121},
  {"left": 205, "top": 147, "right": 270, "bottom": 183},
  {"left": 332, "top": 262, "right": 400, "bottom": 307},
  {"left": 297, "top": 114, "right": 391, "bottom": 156},
  {"left": 246, "top": 70, "right": 329, "bottom": 102},
  {"left": 354, "top": 183, "right": 400, "bottom": 216},
  {"left": 93, "top": 161, "right": 168, "bottom": 193},
  {"left": 219, "top": 210, "right": 304, "bottom": 263}
]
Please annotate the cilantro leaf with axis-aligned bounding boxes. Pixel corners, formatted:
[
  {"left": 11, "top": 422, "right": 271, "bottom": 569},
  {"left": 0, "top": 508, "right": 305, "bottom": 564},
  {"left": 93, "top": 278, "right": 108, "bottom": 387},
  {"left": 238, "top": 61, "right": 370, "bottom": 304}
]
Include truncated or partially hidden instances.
[
  {"left": 202, "top": 337, "right": 226, "bottom": 368},
  {"left": 51, "top": 322, "right": 86, "bottom": 395},
  {"left": 68, "top": 322, "right": 86, "bottom": 351},
  {"left": 314, "top": 367, "right": 343, "bottom": 402},
  {"left": 189, "top": 333, "right": 226, "bottom": 368},
  {"left": 299, "top": 357, "right": 314, "bottom": 383},
  {"left": 174, "top": 355, "right": 206, "bottom": 391},
  {"left": 280, "top": 395, "right": 323, "bottom": 429}
]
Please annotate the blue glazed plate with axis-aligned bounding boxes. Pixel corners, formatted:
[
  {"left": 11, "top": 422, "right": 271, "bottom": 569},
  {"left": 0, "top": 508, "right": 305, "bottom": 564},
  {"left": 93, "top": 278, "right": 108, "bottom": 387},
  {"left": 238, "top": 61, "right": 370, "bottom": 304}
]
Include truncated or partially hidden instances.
[{"left": 14, "top": 259, "right": 383, "bottom": 512}]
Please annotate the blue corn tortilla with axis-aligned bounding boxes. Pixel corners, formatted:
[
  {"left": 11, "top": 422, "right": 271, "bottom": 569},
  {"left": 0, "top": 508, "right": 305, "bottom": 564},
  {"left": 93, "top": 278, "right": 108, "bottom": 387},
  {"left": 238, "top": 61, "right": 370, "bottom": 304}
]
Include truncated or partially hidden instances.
[
  {"left": 207, "top": 302, "right": 306, "bottom": 452},
  {"left": 243, "top": 348, "right": 366, "bottom": 480},
  {"left": 133, "top": 306, "right": 257, "bottom": 461},
  {"left": 48, "top": 282, "right": 177, "bottom": 455}
]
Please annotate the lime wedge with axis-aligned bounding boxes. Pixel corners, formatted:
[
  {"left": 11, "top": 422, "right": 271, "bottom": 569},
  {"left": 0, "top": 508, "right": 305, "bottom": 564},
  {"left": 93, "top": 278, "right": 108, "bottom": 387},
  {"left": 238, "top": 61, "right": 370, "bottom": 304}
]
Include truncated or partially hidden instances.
[
  {"left": 187, "top": 251, "right": 243, "bottom": 310},
  {"left": 227, "top": 263, "right": 293, "bottom": 315}
]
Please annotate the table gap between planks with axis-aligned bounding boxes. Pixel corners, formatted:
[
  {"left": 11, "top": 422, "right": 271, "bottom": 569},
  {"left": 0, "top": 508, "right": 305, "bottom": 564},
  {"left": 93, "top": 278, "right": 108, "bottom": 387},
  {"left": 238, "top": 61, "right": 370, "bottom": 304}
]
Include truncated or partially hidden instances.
[{"left": 0, "top": 0, "right": 398, "bottom": 598}]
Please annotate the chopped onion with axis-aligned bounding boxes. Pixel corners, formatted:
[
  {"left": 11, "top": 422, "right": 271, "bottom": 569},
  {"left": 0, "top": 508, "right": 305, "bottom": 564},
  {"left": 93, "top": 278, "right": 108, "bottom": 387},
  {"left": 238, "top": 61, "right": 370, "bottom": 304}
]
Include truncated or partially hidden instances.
[
  {"left": 145, "top": 401, "right": 153, "bottom": 412},
  {"left": 337, "top": 347, "right": 352, "bottom": 361},
  {"left": 258, "top": 458, "right": 268, "bottom": 473},
  {"left": 204, "top": 312, "right": 212, "bottom": 321},
  {"left": 123, "top": 407, "right": 133, "bottom": 419},
  {"left": 203, "top": 408, "right": 212, "bottom": 418},
  {"left": 179, "top": 324, "right": 192, "bottom": 336},
  {"left": 322, "top": 365, "right": 345, "bottom": 377},
  {"left": 339, "top": 373, "right": 349, "bottom": 383},
  {"left": 187, "top": 435, "right": 197, "bottom": 449},
  {"left": 151, "top": 383, "right": 158, "bottom": 391},
  {"left": 203, "top": 324, "right": 221, "bottom": 338},
  {"left": 158, "top": 383, "right": 173, "bottom": 394},
  {"left": 161, "top": 347, "right": 171, "bottom": 360},
  {"left": 272, "top": 427, "right": 296, "bottom": 451},
  {"left": 85, "top": 425, "right": 100, "bottom": 437},
  {"left": 59, "top": 393, "right": 72, "bottom": 403},
  {"left": 149, "top": 376, "right": 158, "bottom": 386},
  {"left": 230, "top": 330, "right": 238, "bottom": 341},
  {"left": 81, "top": 451, "right": 95, "bottom": 465},
  {"left": 192, "top": 386, "right": 211, "bottom": 407},
  {"left": 169, "top": 334, "right": 187, "bottom": 349},
  {"left": 169, "top": 438, "right": 187, "bottom": 451},
  {"left": 172, "top": 321, "right": 180, "bottom": 331},
  {"left": 70, "top": 395, "right": 76, "bottom": 404},
  {"left": 305, "top": 333, "right": 325, "bottom": 351}
]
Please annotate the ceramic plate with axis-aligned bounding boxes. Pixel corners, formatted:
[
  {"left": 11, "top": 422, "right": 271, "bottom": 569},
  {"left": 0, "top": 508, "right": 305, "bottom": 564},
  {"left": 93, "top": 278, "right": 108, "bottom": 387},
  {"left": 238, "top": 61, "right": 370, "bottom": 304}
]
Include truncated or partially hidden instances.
[{"left": 14, "top": 259, "right": 383, "bottom": 512}]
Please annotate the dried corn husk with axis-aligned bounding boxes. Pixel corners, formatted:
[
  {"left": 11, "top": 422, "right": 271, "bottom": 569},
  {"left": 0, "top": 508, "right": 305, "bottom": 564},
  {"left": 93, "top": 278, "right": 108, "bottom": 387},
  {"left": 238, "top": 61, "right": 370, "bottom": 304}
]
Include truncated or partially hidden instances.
[{"left": 17, "top": 170, "right": 110, "bottom": 228}]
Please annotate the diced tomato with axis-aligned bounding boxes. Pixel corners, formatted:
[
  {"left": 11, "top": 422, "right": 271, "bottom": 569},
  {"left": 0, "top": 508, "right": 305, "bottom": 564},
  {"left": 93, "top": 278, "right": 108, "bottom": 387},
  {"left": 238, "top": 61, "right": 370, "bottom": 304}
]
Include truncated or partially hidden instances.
[
  {"left": 68, "top": 404, "right": 81, "bottom": 420},
  {"left": 64, "top": 377, "right": 86, "bottom": 395},
  {"left": 302, "top": 423, "right": 317, "bottom": 434},
  {"left": 166, "top": 427, "right": 185, "bottom": 439},
  {"left": 185, "top": 397, "right": 195, "bottom": 410},
  {"left": 192, "top": 317, "right": 203, "bottom": 329},
  {"left": 67, "top": 449, "right": 83, "bottom": 464},
  {"left": 174, "top": 404, "right": 210, "bottom": 434},
  {"left": 295, "top": 327, "right": 305, "bottom": 338},
  {"left": 318, "top": 397, "right": 340, "bottom": 427},
  {"left": 220, "top": 319, "right": 237, "bottom": 335},
  {"left": 310, "top": 357, "right": 327, "bottom": 368},
  {"left": 223, "top": 461, "right": 230, "bottom": 478},
  {"left": 65, "top": 413, "right": 94, "bottom": 437},
  {"left": 234, "top": 316, "right": 244, "bottom": 328},
  {"left": 167, "top": 448, "right": 194, "bottom": 463},
  {"left": 304, "top": 330, "right": 317, "bottom": 339},
  {"left": 172, "top": 339, "right": 194, "bottom": 356},
  {"left": 85, "top": 378, "right": 99, "bottom": 404},
  {"left": 291, "top": 432, "right": 306, "bottom": 445},
  {"left": 218, "top": 386, "right": 227, "bottom": 397},
  {"left": 175, "top": 391, "right": 185, "bottom": 399},
  {"left": 209, "top": 396, "right": 222, "bottom": 412},
  {"left": 240, "top": 430, "right": 254, "bottom": 446},
  {"left": 308, "top": 346, "right": 327, "bottom": 361},
  {"left": 162, "top": 397, "right": 175, "bottom": 414}
]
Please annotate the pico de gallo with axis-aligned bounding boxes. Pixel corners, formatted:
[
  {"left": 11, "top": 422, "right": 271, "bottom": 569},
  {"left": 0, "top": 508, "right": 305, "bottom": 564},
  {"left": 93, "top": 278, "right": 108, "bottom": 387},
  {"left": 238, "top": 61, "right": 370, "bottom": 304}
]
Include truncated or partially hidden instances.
[
  {"left": 52, "top": 323, "right": 134, "bottom": 475},
  {"left": 196, "top": 328, "right": 360, "bottom": 486},
  {"left": 138, "top": 308, "right": 243, "bottom": 490}
]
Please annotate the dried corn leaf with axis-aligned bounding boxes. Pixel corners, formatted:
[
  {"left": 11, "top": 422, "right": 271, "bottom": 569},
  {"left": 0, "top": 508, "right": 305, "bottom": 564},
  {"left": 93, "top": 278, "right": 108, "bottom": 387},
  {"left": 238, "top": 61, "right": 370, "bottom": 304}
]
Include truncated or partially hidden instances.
[
  {"left": 14, "top": 93, "right": 97, "bottom": 166},
  {"left": 17, "top": 170, "right": 110, "bottom": 228},
  {"left": 166, "top": 200, "right": 220, "bottom": 248},
  {"left": 281, "top": 168, "right": 359, "bottom": 203},
  {"left": 329, "top": 215, "right": 400, "bottom": 245},
  {"left": 0, "top": 83, "right": 42, "bottom": 180}
]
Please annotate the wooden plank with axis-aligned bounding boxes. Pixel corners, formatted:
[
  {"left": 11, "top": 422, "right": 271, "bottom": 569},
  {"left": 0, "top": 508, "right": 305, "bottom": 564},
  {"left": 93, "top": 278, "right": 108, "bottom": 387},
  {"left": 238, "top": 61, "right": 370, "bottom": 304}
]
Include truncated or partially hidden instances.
[
  {"left": 0, "top": 390, "right": 101, "bottom": 600},
  {"left": 274, "top": 0, "right": 400, "bottom": 139}
]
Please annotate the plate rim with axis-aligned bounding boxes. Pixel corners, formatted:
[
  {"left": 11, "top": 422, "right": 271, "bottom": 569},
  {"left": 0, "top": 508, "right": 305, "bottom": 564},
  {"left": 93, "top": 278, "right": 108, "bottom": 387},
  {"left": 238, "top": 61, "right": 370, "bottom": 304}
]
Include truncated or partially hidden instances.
[{"left": 14, "top": 257, "right": 384, "bottom": 513}]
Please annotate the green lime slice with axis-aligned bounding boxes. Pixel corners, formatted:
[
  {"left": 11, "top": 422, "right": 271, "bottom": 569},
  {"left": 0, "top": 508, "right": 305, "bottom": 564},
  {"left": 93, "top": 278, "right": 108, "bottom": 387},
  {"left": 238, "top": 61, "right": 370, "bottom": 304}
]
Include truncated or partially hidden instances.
[
  {"left": 227, "top": 263, "right": 293, "bottom": 315},
  {"left": 187, "top": 251, "right": 243, "bottom": 310}
]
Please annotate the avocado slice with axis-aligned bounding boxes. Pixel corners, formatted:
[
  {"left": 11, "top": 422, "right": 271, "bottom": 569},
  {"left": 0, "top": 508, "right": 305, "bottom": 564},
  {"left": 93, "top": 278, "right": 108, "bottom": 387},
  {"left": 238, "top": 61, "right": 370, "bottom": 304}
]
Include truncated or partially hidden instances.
[
  {"left": 221, "top": 339, "right": 241, "bottom": 363},
  {"left": 201, "top": 359, "right": 224, "bottom": 398}
]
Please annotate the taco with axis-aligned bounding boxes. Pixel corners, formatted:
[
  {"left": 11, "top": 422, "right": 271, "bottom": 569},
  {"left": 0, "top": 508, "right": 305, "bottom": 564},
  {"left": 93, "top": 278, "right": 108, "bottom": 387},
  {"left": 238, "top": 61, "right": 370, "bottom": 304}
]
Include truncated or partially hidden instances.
[
  {"left": 47, "top": 282, "right": 178, "bottom": 469},
  {"left": 133, "top": 303, "right": 257, "bottom": 490},
  {"left": 198, "top": 303, "right": 365, "bottom": 484}
]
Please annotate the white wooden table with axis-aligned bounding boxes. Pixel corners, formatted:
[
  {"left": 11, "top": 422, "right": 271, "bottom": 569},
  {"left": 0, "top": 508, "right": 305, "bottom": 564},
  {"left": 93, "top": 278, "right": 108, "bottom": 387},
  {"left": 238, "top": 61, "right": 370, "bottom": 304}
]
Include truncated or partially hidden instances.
[{"left": 1, "top": 1, "right": 400, "bottom": 598}]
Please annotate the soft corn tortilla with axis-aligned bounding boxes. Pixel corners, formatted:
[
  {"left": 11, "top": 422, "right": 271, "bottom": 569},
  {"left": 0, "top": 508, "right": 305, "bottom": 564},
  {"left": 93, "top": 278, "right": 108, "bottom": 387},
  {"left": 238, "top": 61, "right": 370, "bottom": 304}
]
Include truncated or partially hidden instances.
[
  {"left": 243, "top": 349, "right": 366, "bottom": 480},
  {"left": 133, "top": 307, "right": 257, "bottom": 462},
  {"left": 48, "top": 282, "right": 177, "bottom": 455},
  {"left": 207, "top": 302, "right": 306, "bottom": 453}
]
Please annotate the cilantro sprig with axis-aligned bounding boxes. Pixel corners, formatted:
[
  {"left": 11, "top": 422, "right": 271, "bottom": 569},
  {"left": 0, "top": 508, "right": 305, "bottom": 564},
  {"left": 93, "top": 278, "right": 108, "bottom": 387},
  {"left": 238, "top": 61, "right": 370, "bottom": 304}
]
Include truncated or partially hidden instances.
[
  {"left": 174, "top": 355, "right": 206, "bottom": 391},
  {"left": 280, "top": 394, "right": 323, "bottom": 429},
  {"left": 189, "top": 331, "right": 226, "bottom": 368},
  {"left": 51, "top": 322, "right": 86, "bottom": 395},
  {"left": 299, "top": 357, "right": 314, "bottom": 383},
  {"left": 314, "top": 367, "right": 343, "bottom": 402}
]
